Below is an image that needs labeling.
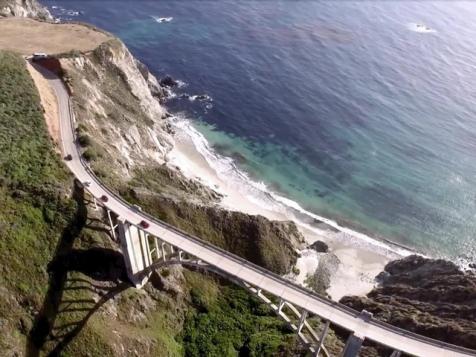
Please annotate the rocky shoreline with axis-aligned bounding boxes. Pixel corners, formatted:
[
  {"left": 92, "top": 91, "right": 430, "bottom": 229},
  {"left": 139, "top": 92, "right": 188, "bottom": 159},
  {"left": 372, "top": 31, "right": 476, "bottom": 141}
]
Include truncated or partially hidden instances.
[
  {"left": 0, "top": 0, "right": 51, "bottom": 20},
  {"left": 341, "top": 255, "right": 476, "bottom": 354}
]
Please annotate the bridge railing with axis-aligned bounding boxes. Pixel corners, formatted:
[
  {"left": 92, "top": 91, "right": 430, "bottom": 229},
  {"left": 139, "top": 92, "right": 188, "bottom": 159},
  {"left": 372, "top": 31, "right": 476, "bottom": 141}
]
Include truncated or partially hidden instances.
[{"left": 66, "top": 96, "right": 476, "bottom": 356}]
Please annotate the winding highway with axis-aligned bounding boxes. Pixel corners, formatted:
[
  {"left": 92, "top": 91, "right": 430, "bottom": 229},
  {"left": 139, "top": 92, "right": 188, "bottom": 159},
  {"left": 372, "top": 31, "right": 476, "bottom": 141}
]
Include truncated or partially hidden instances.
[{"left": 36, "top": 63, "right": 476, "bottom": 357}]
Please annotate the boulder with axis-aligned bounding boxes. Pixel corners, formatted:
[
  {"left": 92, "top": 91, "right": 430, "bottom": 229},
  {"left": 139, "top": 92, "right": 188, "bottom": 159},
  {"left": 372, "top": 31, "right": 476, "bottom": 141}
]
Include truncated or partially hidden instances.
[
  {"left": 309, "top": 240, "right": 329, "bottom": 253},
  {"left": 160, "top": 75, "right": 178, "bottom": 87}
]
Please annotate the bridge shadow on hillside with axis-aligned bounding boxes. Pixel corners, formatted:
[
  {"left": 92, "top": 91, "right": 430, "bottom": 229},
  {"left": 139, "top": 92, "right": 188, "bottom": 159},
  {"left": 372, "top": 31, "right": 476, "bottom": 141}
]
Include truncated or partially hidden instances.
[{"left": 26, "top": 180, "right": 130, "bottom": 357}]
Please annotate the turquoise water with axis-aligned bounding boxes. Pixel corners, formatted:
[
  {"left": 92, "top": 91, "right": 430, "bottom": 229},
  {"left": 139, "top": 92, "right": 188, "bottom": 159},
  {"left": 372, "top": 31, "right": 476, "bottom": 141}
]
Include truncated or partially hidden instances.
[{"left": 46, "top": 1, "right": 476, "bottom": 263}]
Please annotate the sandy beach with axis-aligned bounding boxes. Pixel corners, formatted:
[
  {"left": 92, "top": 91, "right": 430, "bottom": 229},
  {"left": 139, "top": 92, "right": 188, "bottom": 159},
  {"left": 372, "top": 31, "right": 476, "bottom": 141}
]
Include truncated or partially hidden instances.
[{"left": 167, "top": 118, "right": 405, "bottom": 300}]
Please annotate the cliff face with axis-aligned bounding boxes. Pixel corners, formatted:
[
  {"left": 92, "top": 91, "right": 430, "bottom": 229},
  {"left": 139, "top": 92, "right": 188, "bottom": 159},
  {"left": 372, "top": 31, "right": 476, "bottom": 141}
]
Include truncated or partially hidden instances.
[
  {"left": 60, "top": 39, "right": 174, "bottom": 180},
  {"left": 0, "top": 0, "right": 52, "bottom": 20},
  {"left": 341, "top": 255, "right": 476, "bottom": 352}
]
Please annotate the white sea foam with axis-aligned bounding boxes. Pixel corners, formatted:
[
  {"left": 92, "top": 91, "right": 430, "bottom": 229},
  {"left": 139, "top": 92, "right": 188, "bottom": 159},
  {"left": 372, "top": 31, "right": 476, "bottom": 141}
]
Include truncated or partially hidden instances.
[
  {"left": 50, "top": 6, "right": 80, "bottom": 19},
  {"left": 176, "top": 80, "right": 187, "bottom": 88},
  {"left": 170, "top": 117, "right": 413, "bottom": 259},
  {"left": 152, "top": 16, "right": 173, "bottom": 23},
  {"left": 407, "top": 22, "right": 437, "bottom": 33},
  {"left": 188, "top": 94, "right": 212, "bottom": 102}
]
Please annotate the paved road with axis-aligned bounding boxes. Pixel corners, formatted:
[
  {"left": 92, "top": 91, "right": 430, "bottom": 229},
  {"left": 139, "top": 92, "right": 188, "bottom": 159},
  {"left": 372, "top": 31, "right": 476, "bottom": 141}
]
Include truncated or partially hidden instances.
[{"left": 38, "top": 64, "right": 476, "bottom": 357}]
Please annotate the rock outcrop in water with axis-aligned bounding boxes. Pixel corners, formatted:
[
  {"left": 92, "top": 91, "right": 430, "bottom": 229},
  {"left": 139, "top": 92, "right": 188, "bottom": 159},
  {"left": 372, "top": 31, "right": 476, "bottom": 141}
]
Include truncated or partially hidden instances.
[
  {"left": 0, "top": 0, "right": 52, "bottom": 20},
  {"left": 340, "top": 255, "right": 476, "bottom": 352}
]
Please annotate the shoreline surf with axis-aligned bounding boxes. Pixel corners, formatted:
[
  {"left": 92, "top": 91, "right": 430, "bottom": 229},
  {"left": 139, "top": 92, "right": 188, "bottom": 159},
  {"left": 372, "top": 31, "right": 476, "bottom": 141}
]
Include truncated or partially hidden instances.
[{"left": 167, "top": 115, "right": 412, "bottom": 299}]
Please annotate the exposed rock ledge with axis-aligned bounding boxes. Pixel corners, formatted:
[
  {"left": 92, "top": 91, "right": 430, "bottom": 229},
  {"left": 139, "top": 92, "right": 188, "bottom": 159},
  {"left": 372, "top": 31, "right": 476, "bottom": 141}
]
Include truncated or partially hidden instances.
[
  {"left": 0, "top": 0, "right": 52, "bottom": 20},
  {"left": 341, "top": 255, "right": 476, "bottom": 353}
]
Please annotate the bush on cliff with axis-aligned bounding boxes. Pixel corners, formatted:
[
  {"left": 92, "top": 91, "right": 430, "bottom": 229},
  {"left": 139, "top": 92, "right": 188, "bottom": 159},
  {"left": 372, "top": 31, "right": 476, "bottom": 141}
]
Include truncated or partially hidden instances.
[{"left": 182, "top": 277, "right": 297, "bottom": 357}]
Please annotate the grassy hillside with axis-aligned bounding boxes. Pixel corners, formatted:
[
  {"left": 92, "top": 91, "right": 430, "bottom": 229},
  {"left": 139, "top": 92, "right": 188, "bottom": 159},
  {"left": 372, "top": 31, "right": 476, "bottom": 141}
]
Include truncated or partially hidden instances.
[
  {"left": 0, "top": 51, "right": 117, "bottom": 355},
  {"left": 0, "top": 50, "right": 72, "bottom": 307},
  {"left": 0, "top": 50, "right": 72, "bottom": 351}
]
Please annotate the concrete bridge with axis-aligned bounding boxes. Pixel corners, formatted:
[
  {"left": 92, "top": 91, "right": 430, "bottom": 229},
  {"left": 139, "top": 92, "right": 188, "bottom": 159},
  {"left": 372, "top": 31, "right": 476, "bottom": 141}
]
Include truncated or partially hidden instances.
[{"left": 36, "top": 63, "right": 476, "bottom": 357}]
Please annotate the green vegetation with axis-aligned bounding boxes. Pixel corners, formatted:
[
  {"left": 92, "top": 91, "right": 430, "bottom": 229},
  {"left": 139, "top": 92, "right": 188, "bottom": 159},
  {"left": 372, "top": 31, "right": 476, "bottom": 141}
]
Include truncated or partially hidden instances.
[
  {"left": 0, "top": 50, "right": 114, "bottom": 355},
  {"left": 77, "top": 133, "right": 92, "bottom": 147},
  {"left": 182, "top": 272, "right": 297, "bottom": 357},
  {"left": 0, "top": 50, "right": 72, "bottom": 296}
]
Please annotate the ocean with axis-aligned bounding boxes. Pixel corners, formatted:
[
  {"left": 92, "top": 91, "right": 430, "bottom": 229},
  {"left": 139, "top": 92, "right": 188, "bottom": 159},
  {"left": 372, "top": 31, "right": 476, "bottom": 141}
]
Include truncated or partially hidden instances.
[{"left": 45, "top": 1, "right": 476, "bottom": 265}]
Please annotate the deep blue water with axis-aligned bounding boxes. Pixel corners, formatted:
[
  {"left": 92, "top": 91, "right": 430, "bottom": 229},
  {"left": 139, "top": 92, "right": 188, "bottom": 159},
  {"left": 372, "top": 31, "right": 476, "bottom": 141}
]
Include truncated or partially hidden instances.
[{"left": 45, "top": 1, "right": 476, "bottom": 263}]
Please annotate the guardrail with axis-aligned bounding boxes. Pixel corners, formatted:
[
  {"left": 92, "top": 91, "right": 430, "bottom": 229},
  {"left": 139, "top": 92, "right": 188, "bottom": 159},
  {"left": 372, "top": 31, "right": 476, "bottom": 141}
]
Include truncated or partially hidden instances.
[{"left": 66, "top": 93, "right": 476, "bottom": 355}]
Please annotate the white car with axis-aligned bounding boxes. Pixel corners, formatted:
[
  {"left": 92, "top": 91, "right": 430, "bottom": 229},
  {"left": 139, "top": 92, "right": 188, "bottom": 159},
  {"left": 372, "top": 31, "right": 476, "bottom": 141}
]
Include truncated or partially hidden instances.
[{"left": 359, "top": 310, "right": 373, "bottom": 322}]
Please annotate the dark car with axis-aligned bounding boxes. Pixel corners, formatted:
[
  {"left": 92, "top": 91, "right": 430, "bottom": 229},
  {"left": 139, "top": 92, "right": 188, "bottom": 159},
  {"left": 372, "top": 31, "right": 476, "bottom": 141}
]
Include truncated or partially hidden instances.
[
  {"left": 139, "top": 220, "right": 150, "bottom": 229},
  {"left": 32, "top": 52, "right": 48, "bottom": 62},
  {"left": 64, "top": 154, "right": 73, "bottom": 161},
  {"left": 100, "top": 195, "right": 108, "bottom": 202}
]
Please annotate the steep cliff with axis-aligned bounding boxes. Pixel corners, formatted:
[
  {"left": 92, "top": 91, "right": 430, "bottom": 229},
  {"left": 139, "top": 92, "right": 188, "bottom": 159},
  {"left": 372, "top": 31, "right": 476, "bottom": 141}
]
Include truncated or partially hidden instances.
[
  {"left": 0, "top": 0, "right": 51, "bottom": 20},
  {"left": 341, "top": 255, "right": 476, "bottom": 354},
  {"left": 60, "top": 39, "right": 174, "bottom": 181}
]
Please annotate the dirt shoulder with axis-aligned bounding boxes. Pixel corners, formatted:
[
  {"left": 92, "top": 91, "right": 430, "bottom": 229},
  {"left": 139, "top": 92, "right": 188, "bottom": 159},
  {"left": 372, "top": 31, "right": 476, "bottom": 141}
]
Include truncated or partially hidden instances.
[
  {"left": 26, "top": 61, "right": 60, "bottom": 147},
  {"left": 0, "top": 17, "right": 111, "bottom": 55}
]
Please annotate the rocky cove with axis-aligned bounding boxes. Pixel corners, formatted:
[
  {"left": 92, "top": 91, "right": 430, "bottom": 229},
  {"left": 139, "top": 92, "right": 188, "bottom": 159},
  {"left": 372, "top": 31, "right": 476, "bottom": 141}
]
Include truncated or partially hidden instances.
[
  {"left": 0, "top": 0, "right": 475, "bottom": 355},
  {"left": 341, "top": 255, "right": 476, "bottom": 355}
]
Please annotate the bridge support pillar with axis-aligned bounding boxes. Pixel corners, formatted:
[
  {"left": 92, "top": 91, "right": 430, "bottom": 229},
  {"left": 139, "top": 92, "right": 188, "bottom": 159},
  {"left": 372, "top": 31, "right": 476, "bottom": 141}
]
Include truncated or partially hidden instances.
[
  {"left": 314, "top": 320, "right": 330, "bottom": 356},
  {"left": 117, "top": 218, "right": 152, "bottom": 288},
  {"left": 341, "top": 333, "right": 364, "bottom": 357},
  {"left": 297, "top": 310, "right": 308, "bottom": 334},
  {"left": 161, "top": 243, "right": 167, "bottom": 262},
  {"left": 106, "top": 209, "right": 117, "bottom": 240}
]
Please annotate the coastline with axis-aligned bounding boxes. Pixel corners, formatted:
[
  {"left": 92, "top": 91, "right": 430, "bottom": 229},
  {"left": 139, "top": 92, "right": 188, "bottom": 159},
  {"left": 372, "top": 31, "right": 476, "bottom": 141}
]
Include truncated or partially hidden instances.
[{"left": 167, "top": 117, "right": 408, "bottom": 300}]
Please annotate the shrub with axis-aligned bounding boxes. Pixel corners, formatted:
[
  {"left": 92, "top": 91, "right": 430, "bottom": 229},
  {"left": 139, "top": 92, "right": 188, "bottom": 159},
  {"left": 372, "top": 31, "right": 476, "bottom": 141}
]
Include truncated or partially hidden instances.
[
  {"left": 83, "top": 147, "right": 98, "bottom": 161},
  {"left": 78, "top": 134, "right": 92, "bottom": 147}
]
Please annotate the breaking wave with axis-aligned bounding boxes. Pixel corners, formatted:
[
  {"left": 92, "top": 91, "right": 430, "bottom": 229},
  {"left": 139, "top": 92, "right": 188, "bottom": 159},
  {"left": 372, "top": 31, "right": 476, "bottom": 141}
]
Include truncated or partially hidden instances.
[
  {"left": 407, "top": 22, "right": 437, "bottom": 33},
  {"left": 170, "top": 117, "right": 415, "bottom": 260}
]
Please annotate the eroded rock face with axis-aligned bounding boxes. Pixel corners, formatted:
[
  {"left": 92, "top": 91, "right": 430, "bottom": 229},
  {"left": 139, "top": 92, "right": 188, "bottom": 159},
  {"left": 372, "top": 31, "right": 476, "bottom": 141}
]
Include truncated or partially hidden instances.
[
  {"left": 60, "top": 39, "right": 174, "bottom": 179},
  {"left": 340, "top": 255, "right": 476, "bottom": 351},
  {"left": 0, "top": 0, "right": 52, "bottom": 20}
]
